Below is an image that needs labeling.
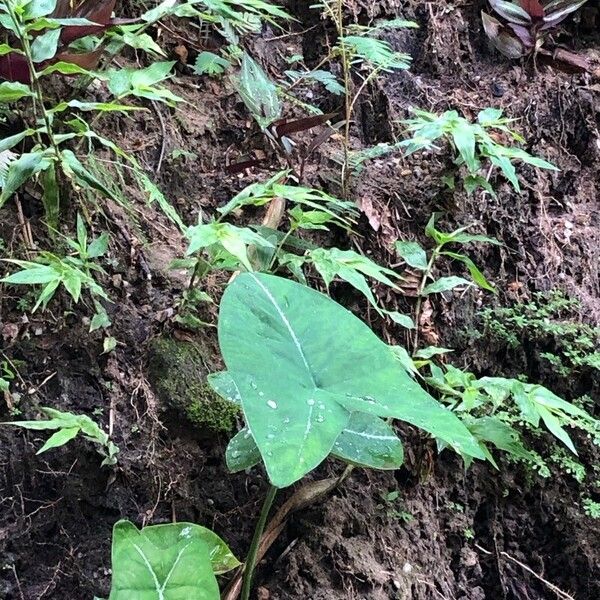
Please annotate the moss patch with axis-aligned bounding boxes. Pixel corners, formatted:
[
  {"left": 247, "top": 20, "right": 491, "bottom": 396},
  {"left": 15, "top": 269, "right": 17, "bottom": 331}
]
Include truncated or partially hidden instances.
[{"left": 148, "top": 336, "right": 239, "bottom": 433}]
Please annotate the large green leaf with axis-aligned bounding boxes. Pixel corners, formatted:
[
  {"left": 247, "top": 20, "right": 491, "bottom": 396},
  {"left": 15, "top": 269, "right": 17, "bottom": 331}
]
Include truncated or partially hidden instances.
[
  {"left": 108, "top": 521, "right": 239, "bottom": 600},
  {"left": 218, "top": 273, "right": 484, "bottom": 487}
]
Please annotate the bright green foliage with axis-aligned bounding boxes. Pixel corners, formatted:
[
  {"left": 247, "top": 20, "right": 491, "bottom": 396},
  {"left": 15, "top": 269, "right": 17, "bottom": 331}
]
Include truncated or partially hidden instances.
[
  {"left": 107, "top": 520, "right": 239, "bottom": 600},
  {"left": 2, "top": 407, "right": 119, "bottom": 466},
  {"left": 481, "top": 290, "right": 600, "bottom": 376},
  {"left": 343, "top": 34, "right": 412, "bottom": 72},
  {"left": 193, "top": 51, "right": 231, "bottom": 77},
  {"left": 186, "top": 221, "right": 275, "bottom": 272},
  {"left": 583, "top": 498, "right": 600, "bottom": 519},
  {"left": 107, "top": 62, "right": 183, "bottom": 105},
  {"left": 185, "top": 174, "right": 358, "bottom": 278},
  {"left": 284, "top": 67, "right": 344, "bottom": 95},
  {"left": 1, "top": 215, "right": 110, "bottom": 319},
  {"left": 400, "top": 107, "right": 558, "bottom": 193},
  {"left": 396, "top": 215, "right": 500, "bottom": 296},
  {"left": 426, "top": 364, "right": 600, "bottom": 471},
  {"left": 212, "top": 273, "right": 483, "bottom": 488}
]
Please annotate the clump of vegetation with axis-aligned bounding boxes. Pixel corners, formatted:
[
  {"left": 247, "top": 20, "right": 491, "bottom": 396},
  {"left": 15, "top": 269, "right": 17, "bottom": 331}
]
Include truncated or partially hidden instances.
[
  {"left": 482, "top": 0, "right": 591, "bottom": 72},
  {"left": 0, "top": 2, "right": 597, "bottom": 599},
  {"left": 148, "top": 337, "right": 240, "bottom": 434},
  {"left": 1, "top": 406, "right": 119, "bottom": 466},
  {"left": 481, "top": 290, "right": 600, "bottom": 376}
]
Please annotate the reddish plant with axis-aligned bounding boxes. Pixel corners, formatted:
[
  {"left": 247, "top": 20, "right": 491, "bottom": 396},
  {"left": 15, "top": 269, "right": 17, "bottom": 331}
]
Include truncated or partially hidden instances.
[
  {"left": 0, "top": 0, "right": 127, "bottom": 83},
  {"left": 482, "top": 0, "right": 591, "bottom": 72}
]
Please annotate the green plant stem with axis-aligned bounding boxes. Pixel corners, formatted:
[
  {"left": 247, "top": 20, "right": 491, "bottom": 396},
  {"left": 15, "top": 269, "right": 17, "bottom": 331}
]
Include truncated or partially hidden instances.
[
  {"left": 5, "top": 2, "right": 61, "bottom": 161},
  {"left": 412, "top": 247, "right": 439, "bottom": 351},
  {"left": 336, "top": 0, "right": 352, "bottom": 198},
  {"left": 268, "top": 227, "right": 294, "bottom": 271},
  {"left": 241, "top": 484, "right": 278, "bottom": 600}
]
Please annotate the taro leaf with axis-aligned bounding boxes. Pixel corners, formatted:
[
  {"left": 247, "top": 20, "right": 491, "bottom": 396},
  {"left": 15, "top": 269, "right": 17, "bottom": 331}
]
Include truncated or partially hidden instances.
[
  {"left": 395, "top": 240, "right": 428, "bottom": 270},
  {"left": 218, "top": 273, "right": 484, "bottom": 488},
  {"left": 332, "top": 413, "right": 404, "bottom": 470},
  {"left": 489, "top": 0, "right": 533, "bottom": 24},
  {"left": 108, "top": 520, "right": 239, "bottom": 600},
  {"left": 224, "top": 414, "right": 404, "bottom": 473}
]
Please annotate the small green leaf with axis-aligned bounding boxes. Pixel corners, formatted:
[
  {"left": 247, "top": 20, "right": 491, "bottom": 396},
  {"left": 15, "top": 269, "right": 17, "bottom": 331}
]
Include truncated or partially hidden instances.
[
  {"left": 442, "top": 251, "right": 496, "bottom": 292},
  {"left": 194, "top": 51, "right": 231, "bottom": 77},
  {"left": 0, "top": 82, "right": 35, "bottom": 102},
  {"left": 386, "top": 311, "right": 415, "bottom": 329},
  {"left": 395, "top": 240, "right": 428, "bottom": 270},
  {"left": 422, "top": 276, "right": 472, "bottom": 296},
  {"left": 31, "top": 28, "right": 62, "bottom": 63},
  {"left": 226, "top": 428, "right": 261, "bottom": 472},
  {"left": 37, "top": 426, "right": 80, "bottom": 454},
  {"left": 0, "top": 151, "right": 51, "bottom": 207}
]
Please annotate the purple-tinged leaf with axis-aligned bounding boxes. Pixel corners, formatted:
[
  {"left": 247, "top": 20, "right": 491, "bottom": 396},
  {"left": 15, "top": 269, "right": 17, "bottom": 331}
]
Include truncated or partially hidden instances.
[
  {"left": 518, "top": 0, "right": 545, "bottom": 18},
  {"left": 542, "top": 0, "right": 589, "bottom": 28},
  {"left": 482, "top": 12, "right": 527, "bottom": 59},
  {"left": 489, "top": 0, "right": 532, "bottom": 24}
]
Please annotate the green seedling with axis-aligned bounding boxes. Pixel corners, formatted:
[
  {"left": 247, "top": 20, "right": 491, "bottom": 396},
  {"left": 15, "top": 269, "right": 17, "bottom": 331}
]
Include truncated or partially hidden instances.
[
  {"left": 399, "top": 107, "right": 558, "bottom": 194},
  {"left": 1, "top": 214, "right": 110, "bottom": 327},
  {"left": 2, "top": 406, "right": 119, "bottom": 466},
  {"left": 426, "top": 364, "right": 600, "bottom": 473},
  {"left": 209, "top": 272, "right": 484, "bottom": 598}
]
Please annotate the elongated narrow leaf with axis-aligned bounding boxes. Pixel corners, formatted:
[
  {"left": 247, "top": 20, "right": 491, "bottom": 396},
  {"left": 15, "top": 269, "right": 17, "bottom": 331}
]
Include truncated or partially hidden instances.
[
  {"left": 543, "top": 0, "right": 589, "bottom": 27},
  {"left": 489, "top": 0, "right": 533, "bottom": 24},
  {"left": 422, "top": 276, "right": 472, "bottom": 295},
  {"left": 108, "top": 520, "right": 239, "bottom": 600},
  {"left": 37, "top": 426, "right": 80, "bottom": 453},
  {"left": 0, "top": 82, "right": 35, "bottom": 102},
  {"left": 0, "top": 152, "right": 51, "bottom": 207},
  {"left": 218, "top": 274, "right": 484, "bottom": 487}
]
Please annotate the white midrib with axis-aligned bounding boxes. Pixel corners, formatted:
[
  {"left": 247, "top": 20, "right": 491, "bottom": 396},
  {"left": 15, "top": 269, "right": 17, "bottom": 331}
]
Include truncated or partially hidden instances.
[
  {"left": 249, "top": 274, "right": 316, "bottom": 387},
  {"left": 133, "top": 542, "right": 191, "bottom": 600},
  {"left": 250, "top": 274, "right": 320, "bottom": 467},
  {"left": 344, "top": 429, "right": 397, "bottom": 441}
]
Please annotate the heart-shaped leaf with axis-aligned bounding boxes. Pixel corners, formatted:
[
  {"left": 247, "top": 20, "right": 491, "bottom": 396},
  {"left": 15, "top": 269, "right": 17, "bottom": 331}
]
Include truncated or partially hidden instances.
[
  {"left": 218, "top": 273, "right": 483, "bottom": 488},
  {"left": 108, "top": 520, "right": 239, "bottom": 600}
]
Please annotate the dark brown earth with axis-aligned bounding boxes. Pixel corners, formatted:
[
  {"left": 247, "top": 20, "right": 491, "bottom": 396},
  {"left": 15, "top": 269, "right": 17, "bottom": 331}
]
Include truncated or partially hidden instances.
[{"left": 1, "top": 1, "right": 599, "bottom": 599}]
